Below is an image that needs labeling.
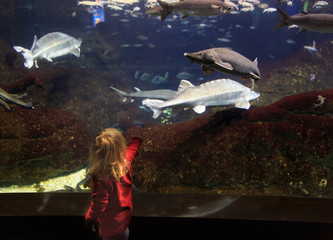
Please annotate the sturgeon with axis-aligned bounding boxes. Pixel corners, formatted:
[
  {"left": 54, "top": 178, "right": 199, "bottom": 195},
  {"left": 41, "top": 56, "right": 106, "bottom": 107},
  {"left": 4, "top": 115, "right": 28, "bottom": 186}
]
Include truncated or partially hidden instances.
[
  {"left": 184, "top": 47, "right": 260, "bottom": 81},
  {"left": 13, "top": 32, "right": 82, "bottom": 69},
  {"left": 157, "top": 0, "right": 234, "bottom": 21},
  {"left": 110, "top": 86, "right": 177, "bottom": 102},
  {"left": 274, "top": 8, "right": 333, "bottom": 33},
  {"left": 0, "top": 87, "right": 33, "bottom": 110},
  {"left": 142, "top": 79, "right": 260, "bottom": 118}
]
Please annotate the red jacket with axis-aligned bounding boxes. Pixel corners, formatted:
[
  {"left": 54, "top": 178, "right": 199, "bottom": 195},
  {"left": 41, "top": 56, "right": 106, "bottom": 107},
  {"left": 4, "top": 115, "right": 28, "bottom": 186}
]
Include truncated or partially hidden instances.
[{"left": 85, "top": 137, "right": 142, "bottom": 239}]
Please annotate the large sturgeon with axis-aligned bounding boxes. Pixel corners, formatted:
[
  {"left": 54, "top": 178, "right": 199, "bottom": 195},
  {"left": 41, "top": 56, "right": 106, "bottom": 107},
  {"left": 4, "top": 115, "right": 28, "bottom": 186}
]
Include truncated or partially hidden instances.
[
  {"left": 184, "top": 47, "right": 260, "bottom": 82},
  {"left": 274, "top": 8, "right": 333, "bottom": 33},
  {"left": 142, "top": 79, "right": 260, "bottom": 118},
  {"left": 157, "top": 0, "right": 234, "bottom": 21},
  {"left": 13, "top": 32, "right": 82, "bottom": 69},
  {"left": 110, "top": 86, "right": 177, "bottom": 102}
]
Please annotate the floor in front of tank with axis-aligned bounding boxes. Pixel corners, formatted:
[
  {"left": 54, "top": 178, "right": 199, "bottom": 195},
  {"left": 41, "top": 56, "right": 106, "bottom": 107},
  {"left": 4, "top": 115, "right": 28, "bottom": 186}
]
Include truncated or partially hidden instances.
[{"left": 0, "top": 193, "right": 333, "bottom": 240}]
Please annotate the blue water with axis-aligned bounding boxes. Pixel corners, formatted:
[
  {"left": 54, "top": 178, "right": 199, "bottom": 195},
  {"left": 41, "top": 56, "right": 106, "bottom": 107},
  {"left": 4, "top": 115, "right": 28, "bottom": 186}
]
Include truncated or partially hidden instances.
[{"left": 6, "top": 0, "right": 333, "bottom": 91}]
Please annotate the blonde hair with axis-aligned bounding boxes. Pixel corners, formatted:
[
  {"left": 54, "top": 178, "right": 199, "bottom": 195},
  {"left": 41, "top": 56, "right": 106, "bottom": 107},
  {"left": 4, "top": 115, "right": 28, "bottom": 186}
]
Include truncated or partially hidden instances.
[{"left": 89, "top": 128, "right": 128, "bottom": 182}]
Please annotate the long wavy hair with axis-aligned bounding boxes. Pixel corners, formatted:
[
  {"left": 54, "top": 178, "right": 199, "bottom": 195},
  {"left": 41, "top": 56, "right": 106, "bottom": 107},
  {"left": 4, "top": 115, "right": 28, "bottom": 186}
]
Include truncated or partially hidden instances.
[{"left": 89, "top": 128, "right": 128, "bottom": 182}]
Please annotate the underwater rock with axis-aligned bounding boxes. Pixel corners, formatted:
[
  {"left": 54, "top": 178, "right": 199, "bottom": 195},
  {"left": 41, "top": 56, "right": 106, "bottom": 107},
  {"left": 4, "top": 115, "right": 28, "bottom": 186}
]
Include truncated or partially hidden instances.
[
  {"left": 124, "top": 89, "right": 333, "bottom": 197},
  {"left": 0, "top": 106, "right": 91, "bottom": 186},
  {"left": 0, "top": 74, "right": 43, "bottom": 93}
]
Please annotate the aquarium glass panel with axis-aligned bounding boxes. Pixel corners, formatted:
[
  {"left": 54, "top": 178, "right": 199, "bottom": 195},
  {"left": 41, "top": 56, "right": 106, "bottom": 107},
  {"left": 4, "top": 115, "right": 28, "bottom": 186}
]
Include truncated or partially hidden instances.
[{"left": 0, "top": 0, "right": 332, "bottom": 197}]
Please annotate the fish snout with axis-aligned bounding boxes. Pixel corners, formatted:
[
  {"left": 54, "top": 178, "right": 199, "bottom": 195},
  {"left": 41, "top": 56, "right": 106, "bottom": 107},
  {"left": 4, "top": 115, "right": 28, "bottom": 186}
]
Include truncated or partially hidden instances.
[
  {"left": 222, "top": 6, "right": 234, "bottom": 14},
  {"left": 184, "top": 52, "right": 198, "bottom": 63}
]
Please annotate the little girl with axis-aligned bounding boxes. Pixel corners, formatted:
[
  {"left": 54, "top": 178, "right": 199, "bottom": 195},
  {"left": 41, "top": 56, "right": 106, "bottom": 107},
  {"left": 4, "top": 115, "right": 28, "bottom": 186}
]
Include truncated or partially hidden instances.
[{"left": 85, "top": 128, "right": 142, "bottom": 240}]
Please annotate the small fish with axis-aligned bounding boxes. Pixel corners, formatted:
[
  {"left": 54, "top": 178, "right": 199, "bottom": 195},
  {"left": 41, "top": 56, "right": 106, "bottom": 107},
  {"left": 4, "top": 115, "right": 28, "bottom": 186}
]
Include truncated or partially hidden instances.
[
  {"left": 134, "top": 70, "right": 140, "bottom": 79},
  {"left": 108, "top": 5, "right": 122, "bottom": 11},
  {"left": 131, "top": 6, "right": 140, "bottom": 13},
  {"left": 77, "top": 1, "right": 104, "bottom": 8},
  {"left": 142, "top": 79, "right": 260, "bottom": 118},
  {"left": 304, "top": 40, "right": 318, "bottom": 56},
  {"left": 263, "top": 8, "right": 277, "bottom": 13},
  {"left": 136, "top": 35, "right": 149, "bottom": 40},
  {"left": 313, "top": 1, "right": 328, "bottom": 9},
  {"left": 278, "top": 0, "right": 293, "bottom": 7},
  {"left": 309, "top": 74, "right": 316, "bottom": 82},
  {"left": 240, "top": 6, "right": 254, "bottom": 12},
  {"left": 147, "top": 42, "right": 156, "bottom": 48},
  {"left": 217, "top": 38, "right": 231, "bottom": 42},
  {"left": 313, "top": 95, "right": 325, "bottom": 108},
  {"left": 288, "top": 24, "right": 299, "bottom": 29},
  {"left": 176, "top": 71, "right": 192, "bottom": 79},
  {"left": 140, "top": 73, "right": 153, "bottom": 81},
  {"left": 13, "top": 32, "right": 81, "bottom": 69},
  {"left": 238, "top": 0, "right": 253, "bottom": 8},
  {"left": 274, "top": 8, "right": 333, "bottom": 33},
  {"left": 151, "top": 75, "right": 168, "bottom": 84},
  {"left": 157, "top": 0, "right": 234, "bottom": 21},
  {"left": 258, "top": 3, "right": 269, "bottom": 9},
  {"left": 286, "top": 39, "right": 296, "bottom": 44}
]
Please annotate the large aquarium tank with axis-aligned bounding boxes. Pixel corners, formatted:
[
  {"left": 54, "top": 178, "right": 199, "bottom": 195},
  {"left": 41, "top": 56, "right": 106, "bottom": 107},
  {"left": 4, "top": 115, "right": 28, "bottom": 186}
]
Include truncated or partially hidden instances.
[{"left": 0, "top": 0, "right": 332, "bottom": 198}]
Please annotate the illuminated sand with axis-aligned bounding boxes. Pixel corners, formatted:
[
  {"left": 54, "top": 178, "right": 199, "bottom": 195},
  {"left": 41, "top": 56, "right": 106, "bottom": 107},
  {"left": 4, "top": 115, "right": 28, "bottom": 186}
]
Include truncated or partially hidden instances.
[{"left": 0, "top": 168, "right": 90, "bottom": 193}]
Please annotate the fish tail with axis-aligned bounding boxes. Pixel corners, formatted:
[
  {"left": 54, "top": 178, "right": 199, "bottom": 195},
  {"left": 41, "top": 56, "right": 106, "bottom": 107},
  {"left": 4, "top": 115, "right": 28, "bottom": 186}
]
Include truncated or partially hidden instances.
[
  {"left": 109, "top": 86, "right": 128, "bottom": 102},
  {"left": 157, "top": 0, "right": 172, "bottom": 22},
  {"left": 274, "top": 8, "right": 290, "bottom": 30},
  {"left": 142, "top": 99, "right": 164, "bottom": 118},
  {"left": 13, "top": 46, "right": 34, "bottom": 68}
]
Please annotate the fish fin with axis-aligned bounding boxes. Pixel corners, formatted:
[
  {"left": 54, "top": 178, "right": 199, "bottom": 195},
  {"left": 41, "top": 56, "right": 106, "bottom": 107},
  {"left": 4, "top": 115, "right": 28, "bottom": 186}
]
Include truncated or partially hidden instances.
[
  {"left": 211, "top": 4, "right": 219, "bottom": 9},
  {"left": 297, "top": 28, "right": 306, "bottom": 33},
  {"left": 13, "top": 46, "right": 34, "bottom": 69},
  {"left": 182, "top": 14, "right": 189, "bottom": 19},
  {"left": 157, "top": 0, "right": 172, "bottom": 22},
  {"left": 45, "top": 57, "right": 53, "bottom": 62},
  {"left": 35, "top": 60, "right": 39, "bottom": 68},
  {"left": 235, "top": 99, "right": 250, "bottom": 109},
  {"left": 253, "top": 58, "right": 258, "bottom": 66},
  {"left": 301, "top": 10, "right": 309, "bottom": 15},
  {"left": 274, "top": 8, "right": 290, "bottom": 30},
  {"left": 0, "top": 99, "right": 10, "bottom": 110},
  {"left": 215, "top": 61, "right": 233, "bottom": 71},
  {"left": 178, "top": 80, "right": 193, "bottom": 92},
  {"left": 71, "top": 47, "right": 80, "bottom": 57},
  {"left": 110, "top": 86, "right": 129, "bottom": 102},
  {"left": 250, "top": 72, "right": 260, "bottom": 79},
  {"left": 31, "top": 35, "right": 38, "bottom": 50},
  {"left": 202, "top": 65, "right": 214, "bottom": 74},
  {"left": 134, "top": 87, "right": 141, "bottom": 92},
  {"left": 193, "top": 105, "right": 206, "bottom": 114},
  {"left": 142, "top": 98, "right": 164, "bottom": 118}
]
